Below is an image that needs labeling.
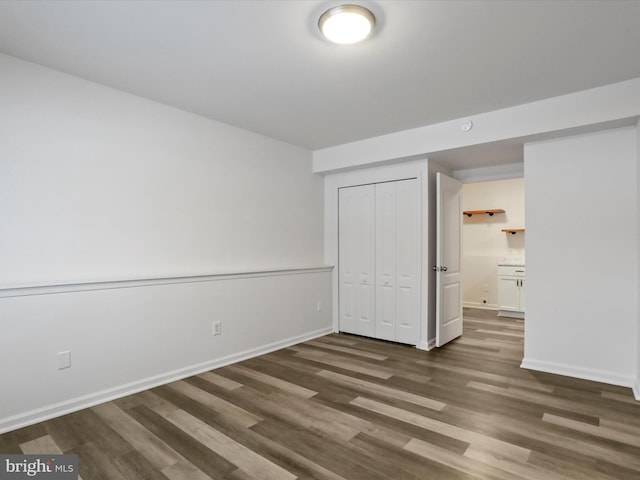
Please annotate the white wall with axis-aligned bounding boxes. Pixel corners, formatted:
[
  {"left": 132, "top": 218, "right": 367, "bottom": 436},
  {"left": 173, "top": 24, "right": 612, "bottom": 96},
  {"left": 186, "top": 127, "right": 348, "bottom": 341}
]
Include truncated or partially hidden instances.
[
  {"left": 313, "top": 78, "right": 640, "bottom": 173},
  {"left": 0, "top": 53, "right": 323, "bottom": 285},
  {"left": 637, "top": 117, "right": 640, "bottom": 399},
  {"left": 0, "top": 54, "right": 330, "bottom": 432},
  {"left": 0, "top": 270, "right": 332, "bottom": 433},
  {"left": 523, "top": 126, "right": 637, "bottom": 387},
  {"left": 462, "top": 178, "right": 525, "bottom": 309}
]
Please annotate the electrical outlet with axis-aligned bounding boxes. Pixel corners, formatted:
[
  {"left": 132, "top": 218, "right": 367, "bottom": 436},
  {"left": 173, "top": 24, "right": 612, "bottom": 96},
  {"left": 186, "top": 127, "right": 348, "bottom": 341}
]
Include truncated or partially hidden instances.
[
  {"left": 57, "top": 350, "right": 71, "bottom": 370},
  {"left": 317, "top": 301, "right": 323, "bottom": 312},
  {"left": 212, "top": 321, "right": 222, "bottom": 336}
]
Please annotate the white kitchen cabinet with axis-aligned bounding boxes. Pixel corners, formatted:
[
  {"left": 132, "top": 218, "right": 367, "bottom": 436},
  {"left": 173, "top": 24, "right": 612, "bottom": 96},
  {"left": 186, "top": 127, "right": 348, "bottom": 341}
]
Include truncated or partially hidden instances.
[
  {"left": 338, "top": 179, "right": 420, "bottom": 344},
  {"left": 497, "top": 265, "right": 525, "bottom": 318}
]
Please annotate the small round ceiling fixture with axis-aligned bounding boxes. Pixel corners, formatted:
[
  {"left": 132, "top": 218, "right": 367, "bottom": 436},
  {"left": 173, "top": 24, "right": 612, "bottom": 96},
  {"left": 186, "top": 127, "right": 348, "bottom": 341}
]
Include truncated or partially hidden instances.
[
  {"left": 460, "top": 119, "right": 474, "bottom": 132},
  {"left": 318, "top": 4, "right": 376, "bottom": 44}
]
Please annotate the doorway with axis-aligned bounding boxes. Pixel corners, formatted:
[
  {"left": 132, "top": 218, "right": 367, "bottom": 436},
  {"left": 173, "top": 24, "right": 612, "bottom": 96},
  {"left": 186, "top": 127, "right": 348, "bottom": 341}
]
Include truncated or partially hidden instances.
[
  {"left": 460, "top": 178, "right": 525, "bottom": 317},
  {"left": 324, "top": 160, "right": 432, "bottom": 350}
]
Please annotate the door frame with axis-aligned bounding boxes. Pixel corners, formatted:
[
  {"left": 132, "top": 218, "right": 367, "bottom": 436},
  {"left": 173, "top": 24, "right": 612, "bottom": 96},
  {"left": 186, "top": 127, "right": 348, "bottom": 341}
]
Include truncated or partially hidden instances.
[{"left": 324, "top": 160, "right": 433, "bottom": 349}]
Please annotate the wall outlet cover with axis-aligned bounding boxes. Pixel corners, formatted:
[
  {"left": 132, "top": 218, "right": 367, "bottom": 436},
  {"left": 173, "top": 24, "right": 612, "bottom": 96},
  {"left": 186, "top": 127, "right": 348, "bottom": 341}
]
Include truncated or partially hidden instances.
[
  {"left": 212, "top": 321, "right": 222, "bottom": 336},
  {"left": 57, "top": 350, "right": 71, "bottom": 370}
]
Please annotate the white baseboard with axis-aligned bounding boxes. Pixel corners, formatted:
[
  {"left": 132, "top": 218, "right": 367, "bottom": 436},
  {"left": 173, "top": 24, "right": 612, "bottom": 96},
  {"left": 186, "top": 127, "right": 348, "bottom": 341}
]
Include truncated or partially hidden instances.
[
  {"left": 417, "top": 338, "right": 436, "bottom": 351},
  {"left": 521, "top": 357, "right": 636, "bottom": 390},
  {"left": 463, "top": 302, "right": 498, "bottom": 311},
  {"left": 0, "top": 326, "right": 333, "bottom": 434},
  {"left": 498, "top": 310, "right": 524, "bottom": 319},
  {"left": 633, "top": 380, "right": 640, "bottom": 401}
]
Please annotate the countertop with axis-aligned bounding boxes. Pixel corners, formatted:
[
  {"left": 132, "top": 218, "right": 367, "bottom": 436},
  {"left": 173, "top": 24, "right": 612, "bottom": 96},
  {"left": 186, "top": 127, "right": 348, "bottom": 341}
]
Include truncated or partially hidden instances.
[{"left": 498, "top": 260, "right": 525, "bottom": 267}]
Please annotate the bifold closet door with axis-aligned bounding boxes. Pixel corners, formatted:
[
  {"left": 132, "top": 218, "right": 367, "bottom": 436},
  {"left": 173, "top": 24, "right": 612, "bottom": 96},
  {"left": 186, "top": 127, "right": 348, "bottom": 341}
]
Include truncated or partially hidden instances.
[
  {"left": 375, "top": 180, "right": 420, "bottom": 343},
  {"left": 339, "top": 179, "right": 420, "bottom": 345},
  {"left": 338, "top": 184, "right": 375, "bottom": 337}
]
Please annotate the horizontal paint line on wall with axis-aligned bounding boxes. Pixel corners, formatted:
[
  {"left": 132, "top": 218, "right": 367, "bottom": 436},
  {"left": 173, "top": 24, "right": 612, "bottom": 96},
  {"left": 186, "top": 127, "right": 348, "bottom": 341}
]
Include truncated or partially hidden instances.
[{"left": 0, "top": 265, "right": 334, "bottom": 298}]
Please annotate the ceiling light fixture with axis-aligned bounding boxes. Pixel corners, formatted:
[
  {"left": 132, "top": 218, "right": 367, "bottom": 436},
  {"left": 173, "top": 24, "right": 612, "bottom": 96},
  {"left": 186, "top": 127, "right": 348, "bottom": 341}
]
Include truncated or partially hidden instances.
[{"left": 318, "top": 4, "right": 376, "bottom": 44}]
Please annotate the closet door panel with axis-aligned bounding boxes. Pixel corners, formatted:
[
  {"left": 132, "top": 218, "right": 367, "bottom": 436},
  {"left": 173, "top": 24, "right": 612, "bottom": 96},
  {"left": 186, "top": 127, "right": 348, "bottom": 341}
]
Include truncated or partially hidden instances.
[
  {"left": 375, "top": 182, "right": 396, "bottom": 341},
  {"left": 339, "top": 184, "right": 375, "bottom": 337},
  {"left": 339, "top": 178, "right": 420, "bottom": 345},
  {"left": 339, "top": 187, "right": 357, "bottom": 334},
  {"left": 355, "top": 187, "right": 376, "bottom": 337},
  {"left": 394, "top": 179, "right": 420, "bottom": 344}
]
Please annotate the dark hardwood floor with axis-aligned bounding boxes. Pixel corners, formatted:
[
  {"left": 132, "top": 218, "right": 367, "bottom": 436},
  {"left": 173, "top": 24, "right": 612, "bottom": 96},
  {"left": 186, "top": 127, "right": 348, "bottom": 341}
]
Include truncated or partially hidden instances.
[{"left": 2, "top": 309, "right": 640, "bottom": 479}]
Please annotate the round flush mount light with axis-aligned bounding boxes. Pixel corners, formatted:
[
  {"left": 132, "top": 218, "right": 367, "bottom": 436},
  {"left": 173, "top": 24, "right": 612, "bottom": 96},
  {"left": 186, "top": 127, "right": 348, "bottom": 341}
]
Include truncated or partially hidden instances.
[{"left": 318, "top": 4, "right": 376, "bottom": 44}]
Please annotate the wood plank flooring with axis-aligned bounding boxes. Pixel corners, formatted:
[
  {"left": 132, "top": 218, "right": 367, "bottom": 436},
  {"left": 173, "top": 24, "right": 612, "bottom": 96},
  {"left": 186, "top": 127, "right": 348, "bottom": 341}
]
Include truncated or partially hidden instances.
[{"left": 2, "top": 308, "right": 640, "bottom": 479}]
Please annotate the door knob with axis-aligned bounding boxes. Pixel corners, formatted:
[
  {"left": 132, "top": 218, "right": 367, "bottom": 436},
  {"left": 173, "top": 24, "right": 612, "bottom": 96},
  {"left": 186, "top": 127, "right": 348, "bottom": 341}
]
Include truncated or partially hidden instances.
[{"left": 441, "top": 266, "right": 448, "bottom": 272}]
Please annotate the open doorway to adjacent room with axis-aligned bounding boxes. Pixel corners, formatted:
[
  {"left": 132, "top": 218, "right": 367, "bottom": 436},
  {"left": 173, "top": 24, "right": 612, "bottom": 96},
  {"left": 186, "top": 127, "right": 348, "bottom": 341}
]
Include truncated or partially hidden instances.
[{"left": 461, "top": 178, "right": 525, "bottom": 319}]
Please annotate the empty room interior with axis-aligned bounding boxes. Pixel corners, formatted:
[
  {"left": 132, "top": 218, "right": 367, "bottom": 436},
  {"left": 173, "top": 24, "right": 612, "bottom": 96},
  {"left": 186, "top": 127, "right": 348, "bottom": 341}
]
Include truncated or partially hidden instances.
[{"left": 2, "top": 1, "right": 640, "bottom": 479}]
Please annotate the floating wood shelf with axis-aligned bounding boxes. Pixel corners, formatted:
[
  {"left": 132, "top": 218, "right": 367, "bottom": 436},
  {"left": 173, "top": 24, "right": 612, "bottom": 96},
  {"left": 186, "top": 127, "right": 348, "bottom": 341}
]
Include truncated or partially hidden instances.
[
  {"left": 463, "top": 209, "right": 505, "bottom": 217},
  {"left": 502, "top": 229, "right": 525, "bottom": 235}
]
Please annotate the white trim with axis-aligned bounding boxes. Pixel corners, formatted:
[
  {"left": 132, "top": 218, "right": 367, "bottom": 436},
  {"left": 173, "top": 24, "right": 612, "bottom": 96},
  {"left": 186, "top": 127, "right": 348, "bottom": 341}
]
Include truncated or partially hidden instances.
[
  {"left": 498, "top": 310, "right": 525, "bottom": 319},
  {"left": 417, "top": 338, "right": 436, "bottom": 351},
  {"left": 633, "top": 380, "right": 640, "bottom": 401},
  {"left": 463, "top": 302, "right": 499, "bottom": 311},
  {"left": 0, "top": 266, "right": 333, "bottom": 298},
  {"left": 520, "top": 357, "right": 636, "bottom": 389},
  {"left": 453, "top": 163, "right": 524, "bottom": 184},
  {"left": 0, "top": 326, "right": 333, "bottom": 434}
]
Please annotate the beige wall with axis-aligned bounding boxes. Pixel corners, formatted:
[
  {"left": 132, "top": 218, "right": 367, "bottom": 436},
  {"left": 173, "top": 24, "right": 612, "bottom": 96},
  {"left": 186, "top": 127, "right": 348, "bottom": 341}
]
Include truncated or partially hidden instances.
[{"left": 462, "top": 178, "right": 525, "bottom": 309}]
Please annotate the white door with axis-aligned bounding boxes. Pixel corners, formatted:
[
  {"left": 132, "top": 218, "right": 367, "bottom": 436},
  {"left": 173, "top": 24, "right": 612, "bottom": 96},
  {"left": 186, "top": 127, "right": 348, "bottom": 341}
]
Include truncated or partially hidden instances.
[
  {"left": 375, "top": 179, "right": 420, "bottom": 344},
  {"left": 436, "top": 172, "right": 463, "bottom": 347},
  {"left": 374, "top": 182, "right": 396, "bottom": 341},
  {"left": 391, "top": 179, "right": 420, "bottom": 344},
  {"left": 339, "top": 185, "right": 375, "bottom": 337}
]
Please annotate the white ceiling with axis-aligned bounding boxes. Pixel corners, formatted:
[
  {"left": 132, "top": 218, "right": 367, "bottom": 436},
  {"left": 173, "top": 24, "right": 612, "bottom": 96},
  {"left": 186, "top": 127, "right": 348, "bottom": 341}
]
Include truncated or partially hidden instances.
[{"left": 1, "top": 0, "right": 640, "bottom": 168}]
